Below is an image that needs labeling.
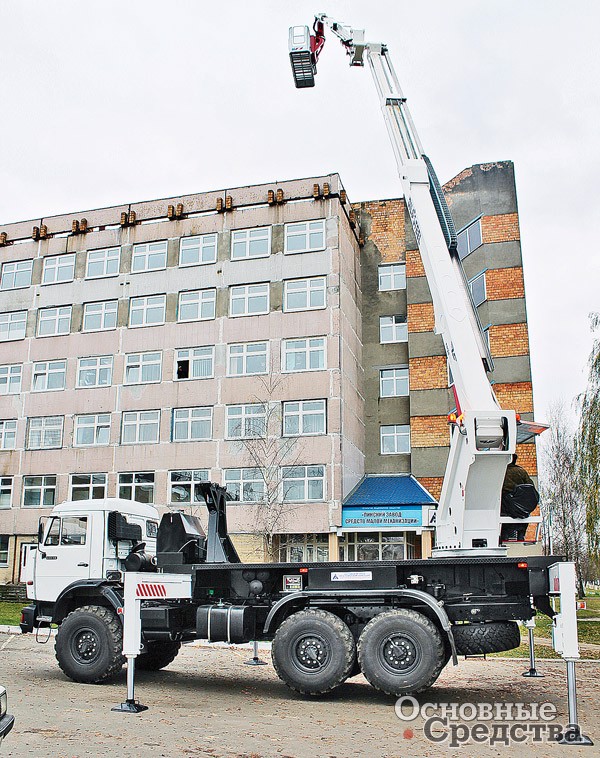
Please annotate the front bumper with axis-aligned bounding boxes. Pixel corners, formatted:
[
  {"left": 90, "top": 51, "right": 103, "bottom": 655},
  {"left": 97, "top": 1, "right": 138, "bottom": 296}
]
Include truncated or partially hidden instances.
[{"left": 0, "top": 712, "right": 14, "bottom": 741}]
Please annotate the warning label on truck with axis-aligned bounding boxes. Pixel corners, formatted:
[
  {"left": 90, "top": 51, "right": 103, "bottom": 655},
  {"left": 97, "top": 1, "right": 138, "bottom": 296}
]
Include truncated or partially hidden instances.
[{"left": 330, "top": 571, "right": 373, "bottom": 582}]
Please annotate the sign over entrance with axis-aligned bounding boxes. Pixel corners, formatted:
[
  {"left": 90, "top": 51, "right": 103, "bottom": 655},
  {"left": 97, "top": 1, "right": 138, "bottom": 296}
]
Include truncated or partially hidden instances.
[{"left": 341, "top": 505, "right": 423, "bottom": 529}]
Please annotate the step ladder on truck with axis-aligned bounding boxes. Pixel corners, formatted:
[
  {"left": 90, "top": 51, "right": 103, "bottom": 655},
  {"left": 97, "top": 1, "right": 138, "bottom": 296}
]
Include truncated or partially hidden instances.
[{"left": 18, "top": 13, "right": 592, "bottom": 746}]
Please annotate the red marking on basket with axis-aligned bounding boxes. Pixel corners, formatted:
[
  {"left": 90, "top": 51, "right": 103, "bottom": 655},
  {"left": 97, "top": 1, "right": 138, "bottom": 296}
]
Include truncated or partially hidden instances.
[{"left": 136, "top": 583, "right": 167, "bottom": 598}]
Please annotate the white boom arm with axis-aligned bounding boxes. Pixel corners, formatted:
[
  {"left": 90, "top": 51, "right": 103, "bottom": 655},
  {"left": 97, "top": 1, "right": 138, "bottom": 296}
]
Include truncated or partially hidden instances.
[{"left": 292, "top": 15, "right": 523, "bottom": 556}]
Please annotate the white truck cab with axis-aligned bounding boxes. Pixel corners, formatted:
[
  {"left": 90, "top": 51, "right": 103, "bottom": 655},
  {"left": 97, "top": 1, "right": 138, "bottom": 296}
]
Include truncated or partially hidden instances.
[{"left": 22, "top": 498, "right": 159, "bottom": 604}]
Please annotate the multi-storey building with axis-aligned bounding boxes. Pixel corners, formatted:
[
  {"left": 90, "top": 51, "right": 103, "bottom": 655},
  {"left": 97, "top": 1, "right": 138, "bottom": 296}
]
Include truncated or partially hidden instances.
[{"left": 0, "top": 162, "right": 539, "bottom": 584}]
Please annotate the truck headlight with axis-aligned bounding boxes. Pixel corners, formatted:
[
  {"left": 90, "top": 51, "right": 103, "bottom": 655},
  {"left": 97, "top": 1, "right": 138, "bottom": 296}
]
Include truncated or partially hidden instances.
[{"left": 0, "top": 687, "right": 7, "bottom": 719}]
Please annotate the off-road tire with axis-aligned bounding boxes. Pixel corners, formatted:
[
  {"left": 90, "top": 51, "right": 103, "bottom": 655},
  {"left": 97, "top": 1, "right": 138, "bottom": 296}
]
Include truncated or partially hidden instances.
[
  {"left": 452, "top": 621, "right": 521, "bottom": 655},
  {"left": 272, "top": 609, "right": 355, "bottom": 695},
  {"left": 358, "top": 609, "right": 445, "bottom": 696},
  {"left": 55, "top": 605, "right": 125, "bottom": 683},
  {"left": 136, "top": 641, "right": 182, "bottom": 671}
]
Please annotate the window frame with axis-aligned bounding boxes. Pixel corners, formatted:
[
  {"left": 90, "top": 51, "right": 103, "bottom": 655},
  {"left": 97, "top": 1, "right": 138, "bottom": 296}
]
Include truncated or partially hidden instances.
[
  {"left": 380, "top": 424, "right": 411, "bottom": 455},
  {"left": 73, "top": 413, "right": 111, "bottom": 447},
  {"left": 76, "top": 356, "right": 113, "bottom": 389},
  {"left": 129, "top": 294, "right": 166, "bottom": 328},
  {"left": 124, "top": 351, "right": 162, "bottom": 386},
  {"left": 468, "top": 270, "right": 487, "bottom": 307},
  {"left": 0, "top": 477, "right": 13, "bottom": 509},
  {"left": 82, "top": 300, "right": 118, "bottom": 333},
  {"left": 85, "top": 247, "right": 121, "bottom": 279},
  {"left": 379, "top": 367, "right": 409, "bottom": 398},
  {"left": 283, "top": 276, "right": 327, "bottom": 312},
  {"left": 282, "top": 336, "right": 326, "bottom": 373},
  {"left": 224, "top": 468, "right": 266, "bottom": 503},
  {"left": 168, "top": 469, "right": 209, "bottom": 505},
  {"left": 457, "top": 217, "right": 483, "bottom": 260},
  {"left": 284, "top": 219, "right": 326, "bottom": 255},
  {"left": 379, "top": 315, "right": 408, "bottom": 344},
  {"left": 378, "top": 263, "right": 406, "bottom": 291},
  {"left": 226, "top": 404, "right": 267, "bottom": 439},
  {"left": 0, "top": 364, "right": 22, "bottom": 395},
  {"left": 69, "top": 473, "right": 108, "bottom": 501},
  {"left": 121, "top": 410, "right": 161, "bottom": 445},
  {"left": 22, "top": 475, "right": 57, "bottom": 508},
  {"left": 118, "top": 472, "right": 155, "bottom": 504},
  {"left": 179, "top": 234, "right": 217, "bottom": 267},
  {"left": 282, "top": 465, "right": 326, "bottom": 502},
  {"left": 32, "top": 359, "right": 67, "bottom": 393},
  {"left": 37, "top": 306, "right": 72, "bottom": 337},
  {"left": 177, "top": 289, "right": 216, "bottom": 323},
  {"left": 0, "top": 259, "right": 33, "bottom": 290},
  {"left": 131, "top": 241, "right": 168, "bottom": 273},
  {"left": 42, "top": 254, "right": 76, "bottom": 285},
  {"left": 175, "top": 346, "right": 215, "bottom": 381},
  {"left": 0, "top": 420, "right": 17, "bottom": 450},
  {"left": 0, "top": 535, "right": 9, "bottom": 566},
  {"left": 172, "top": 407, "right": 213, "bottom": 442},
  {"left": 0, "top": 310, "right": 27, "bottom": 342},
  {"left": 230, "top": 226, "right": 271, "bottom": 260},
  {"left": 229, "top": 283, "right": 270, "bottom": 317},
  {"left": 282, "top": 400, "right": 326, "bottom": 437},
  {"left": 227, "top": 341, "right": 269, "bottom": 377},
  {"left": 26, "top": 416, "right": 64, "bottom": 450}
]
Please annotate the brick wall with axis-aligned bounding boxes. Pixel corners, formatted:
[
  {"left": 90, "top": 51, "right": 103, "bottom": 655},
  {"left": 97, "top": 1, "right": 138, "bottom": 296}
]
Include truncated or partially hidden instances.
[
  {"left": 481, "top": 213, "right": 520, "bottom": 243},
  {"left": 407, "top": 302, "right": 435, "bottom": 332},
  {"left": 489, "top": 323, "right": 529, "bottom": 357},
  {"left": 486, "top": 266, "right": 525, "bottom": 300},
  {"left": 406, "top": 248, "right": 425, "bottom": 278},
  {"left": 493, "top": 382, "right": 534, "bottom": 413},
  {"left": 359, "top": 199, "right": 405, "bottom": 262},
  {"left": 409, "top": 356, "right": 448, "bottom": 390},
  {"left": 417, "top": 477, "right": 444, "bottom": 500},
  {"left": 411, "top": 416, "right": 450, "bottom": 447}
]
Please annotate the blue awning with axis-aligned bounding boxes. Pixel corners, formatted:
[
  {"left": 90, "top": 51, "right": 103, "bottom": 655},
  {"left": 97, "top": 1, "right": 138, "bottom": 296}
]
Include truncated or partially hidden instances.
[{"left": 344, "top": 475, "right": 436, "bottom": 507}]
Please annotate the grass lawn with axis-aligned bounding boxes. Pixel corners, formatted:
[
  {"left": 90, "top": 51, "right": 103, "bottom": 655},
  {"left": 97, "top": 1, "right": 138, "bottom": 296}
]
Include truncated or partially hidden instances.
[{"left": 0, "top": 602, "right": 22, "bottom": 626}]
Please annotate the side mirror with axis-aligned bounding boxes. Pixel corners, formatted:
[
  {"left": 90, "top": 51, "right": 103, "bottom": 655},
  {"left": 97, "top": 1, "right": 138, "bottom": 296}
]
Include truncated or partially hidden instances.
[{"left": 37, "top": 518, "right": 46, "bottom": 545}]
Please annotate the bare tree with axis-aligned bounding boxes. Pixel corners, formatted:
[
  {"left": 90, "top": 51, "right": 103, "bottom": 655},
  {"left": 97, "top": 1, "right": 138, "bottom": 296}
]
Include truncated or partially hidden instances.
[
  {"left": 231, "top": 373, "right": 303, "bottom": 562},
  {"left": 576, "top": 313, "right": 600, "bottom": 563},
  {"left": 539, "top": 401, "right": 588, "bottom": 596}
]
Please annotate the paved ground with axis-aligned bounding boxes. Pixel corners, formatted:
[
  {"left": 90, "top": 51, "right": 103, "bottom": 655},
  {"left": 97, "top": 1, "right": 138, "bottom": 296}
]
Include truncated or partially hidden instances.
[{"left": 1, "top": 632, "right": 599, "bottom": 757}]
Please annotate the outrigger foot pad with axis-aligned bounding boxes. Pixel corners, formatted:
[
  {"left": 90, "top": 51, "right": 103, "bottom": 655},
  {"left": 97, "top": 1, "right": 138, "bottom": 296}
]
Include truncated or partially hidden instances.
[{"left": 112, "top": 699, "right": 148, "bottom": 714}]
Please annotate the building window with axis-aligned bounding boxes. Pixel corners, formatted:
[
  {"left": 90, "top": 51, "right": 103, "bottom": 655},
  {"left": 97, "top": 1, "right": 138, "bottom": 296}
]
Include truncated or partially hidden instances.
[
  {"left": 23, "top": 475, "right": 57, "bottom": 508},
  {"left": 380, "top": 367, "right": 409, "bottom": 398},
  {"left": 86, "top": 246, "right": 121, "bottom": 278},
  {"left": 0, "top": 535, "right": 8, "bottom": 566},
  {"left": 129, "top": 294, "right": 166, "bottom": 327},
  {"left": 283, "top": 276, "right": 326, "bottom": 312},
  {"left": 83, "top": 300, "right": 118, "bottom": 332},
  {"left": 77, "top": 356, "right": 113, "bottom": 388},
  {"left": 124, "top": 352, "right": 162, "bottom": 385},
  {"left": 0, "top": 420, "right": 17, "bottom": 450},
  {"left": 379, "top": 315, "right": 408, "bottom": 344},
  {"left": 169, "top": 469, "right": 209, "bottom": 505},
  {"left": 172, "top": 407, "right": 212, "bottom": 441},
  {"left": 1, "top": 260, "right": 33, "bottom": 290},
  {"left": 457, "top": 218, "right": 483, "bottom": 260},
  {"left": 224, "top": 468, "right": 265, "bottom": 503},
  {"left": 380, "top": 424, "right": 410, "bottom": 454},
  {"left": 231, "top": 227, "right": 271, "bottom": 260},
  {"left": 279, "top": 533, "right": 329, "bottom": 563},
  {"left": 179, "top": 234, "right": 217, "bottom": 267},
  {"left": 284, "top": 220, "right": 326, "bottom": 254},
  {"left": 70, "top": 473, "right": 107, "bottom": 500},
  {"left": 0, "top": 364, "right": 22, "bottom": 395},
  {"left": 230, "top": 283, "right": 269, "bottom": 317},
  {"left": 0, "top": 478, "right": 12, "bottom": 509},
  {"left": 177, "top": 289, "right": 216, "bottom": 322},
  {"left": 74, "top": 414, "right": 111, "bottom": 447},
  {"left": 226, "top": 404, "right": 266, "bottom": 439},
  {"left": 131, "top": 241, "right": 168, "bottom": 273},
  {"left": 175, "top": 346, "right": 214, "bottom": 380},
  {"left": 119, "top": 472, "right": 155, "bottom": 503},
  {"left": 42, "top": 254, "right": 75, "bottom": 285},
  {"left": 227, "top": 341, "right": 268, "bottom": 376},
  {"left": 469, "top": 271, "right": 487, "bottom": 306},
  {"left": 339, "top": 532, "right": 408, "bottom": 561},
  {"left": 0, "top": 310, "right": 27, "bottom": 341},
  {"left": 121, "top": 410, "right": 160, "bottom": 444},
  {"left": 282, "top": 337, "right": 326, "bottom": 372},
  {"left": 378, "top": 263, "right": 406, "bottom": 291},
  {"left": 38, "top": 306, "right": 71, "bottom": 337},
  {"left": 283, "top": 400, "right": 326, "bottom": 436},
  {"left": 27, "top": 416, "right": 63, "bottom": 449},
  {"left": 282, "top": 466, "right": 325, "bottom": 502},
  {"left": 32, "top": 360, "right": 67, "bottom": 392}
]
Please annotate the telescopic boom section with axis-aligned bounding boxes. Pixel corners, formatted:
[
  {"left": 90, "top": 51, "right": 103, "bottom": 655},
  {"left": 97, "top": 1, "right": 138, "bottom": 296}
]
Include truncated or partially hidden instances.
[{"left": 289, "top": 15, "right": 542, "bottom": 556}]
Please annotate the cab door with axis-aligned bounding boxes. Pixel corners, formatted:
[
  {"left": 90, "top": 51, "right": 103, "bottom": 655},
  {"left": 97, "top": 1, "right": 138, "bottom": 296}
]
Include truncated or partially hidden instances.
[{"left": 34, "top": 514, "right": 92, "bottom": 603}]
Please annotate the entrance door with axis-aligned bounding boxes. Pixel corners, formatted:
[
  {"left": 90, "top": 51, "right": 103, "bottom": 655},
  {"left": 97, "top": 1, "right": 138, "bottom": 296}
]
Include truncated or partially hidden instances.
[{"left": 34, "top": 514, "right": 92, "bottom": 603}]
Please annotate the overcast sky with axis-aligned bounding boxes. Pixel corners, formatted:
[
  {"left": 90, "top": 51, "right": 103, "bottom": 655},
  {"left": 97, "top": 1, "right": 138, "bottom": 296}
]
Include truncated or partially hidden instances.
[{"left": 0, "top": 1, "right": 598, "bottom": 422}]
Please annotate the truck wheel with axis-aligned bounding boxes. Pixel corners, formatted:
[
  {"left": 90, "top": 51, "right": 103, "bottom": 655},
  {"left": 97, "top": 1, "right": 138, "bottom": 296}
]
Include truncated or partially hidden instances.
[
  {"left": 358, "top": 609, "right": 445, "bottom": 696},
  {"left": 55, "top": 605, "right": 125, "bottom": 683},
  {"left": 452, "top": 621, "right": 520, "bottom": 655},
  {"left": 136, "top": 641, "right": 182, "bottom": 671},
  {"left": 272, "top": 609, "right": 355, "bottom": 695}
]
